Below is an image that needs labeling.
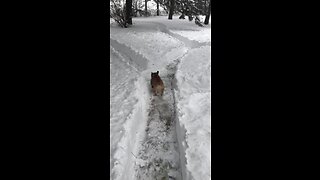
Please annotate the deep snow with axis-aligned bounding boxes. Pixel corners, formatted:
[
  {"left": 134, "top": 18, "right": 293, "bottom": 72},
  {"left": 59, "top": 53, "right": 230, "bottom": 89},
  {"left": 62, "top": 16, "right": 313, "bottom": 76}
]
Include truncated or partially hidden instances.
[{"left": 110, "top": 15, "right": 211, "bottom": 180}]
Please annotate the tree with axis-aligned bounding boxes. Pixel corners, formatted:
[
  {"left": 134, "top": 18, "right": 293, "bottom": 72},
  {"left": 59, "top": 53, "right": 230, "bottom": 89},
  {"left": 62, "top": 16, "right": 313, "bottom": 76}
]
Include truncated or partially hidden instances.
[
  {"left": 157, "top": 0, "right": 170, "bottom": 14},
  {"left": 110, "top": 0, "right": 128, "bottom": 28},
  {"left": 156, "top": 0, "right": 160, "bottom": 16},
  {"left": 145, "top": 0, "right": 150, "bottom": 16},
  {"left": 126, "top": 0, "right": 133, "bottom": 24},
  {"left": 204, "top": 0, "right": 211, "bottom": 25},
  {"left": 132, "top": 0, "right": 145, "bottom": 17},
  {"left": 195, "top": 16, "right": 204, "bottom": 26},
  {"left": 168, "top": 0, "right": 174, "bottom": 19},
  {"left": 133, "top": 0, "right": 138, "bottom": 17}
]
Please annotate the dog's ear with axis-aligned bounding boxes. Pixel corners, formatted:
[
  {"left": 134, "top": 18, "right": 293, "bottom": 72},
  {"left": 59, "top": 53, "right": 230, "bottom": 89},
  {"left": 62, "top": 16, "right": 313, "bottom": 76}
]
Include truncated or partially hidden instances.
[{"left": 157, "top": 71, "right": 159, "bottom": 75}]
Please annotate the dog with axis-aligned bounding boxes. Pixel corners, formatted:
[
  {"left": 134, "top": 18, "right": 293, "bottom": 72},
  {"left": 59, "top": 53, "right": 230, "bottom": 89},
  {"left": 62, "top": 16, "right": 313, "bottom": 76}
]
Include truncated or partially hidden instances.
[{"left": 151, "top": 71, "right": 164, "bottom": 96}]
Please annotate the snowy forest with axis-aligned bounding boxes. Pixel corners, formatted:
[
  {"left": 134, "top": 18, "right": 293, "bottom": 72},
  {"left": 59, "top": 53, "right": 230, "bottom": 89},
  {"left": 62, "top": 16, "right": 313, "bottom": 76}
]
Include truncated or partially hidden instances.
[
  {"left": 110, "top": 0, "right": 211, "bottom": 179},
  {"left": 110, "top": 0, "right": 211, "bottom": 27}
]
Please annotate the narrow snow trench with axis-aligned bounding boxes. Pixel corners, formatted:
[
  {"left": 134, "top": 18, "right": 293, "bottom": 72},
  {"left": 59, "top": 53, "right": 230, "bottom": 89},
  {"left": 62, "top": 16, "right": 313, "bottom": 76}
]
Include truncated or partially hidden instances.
[{"left": 134, "top": 60, "right": 182, "bottom": 180}]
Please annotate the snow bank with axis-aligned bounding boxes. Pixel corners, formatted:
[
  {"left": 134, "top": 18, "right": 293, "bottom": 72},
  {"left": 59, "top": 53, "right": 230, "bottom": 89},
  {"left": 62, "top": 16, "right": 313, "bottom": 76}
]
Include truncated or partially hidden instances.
[
  {"left": 175, "top": 46, "right": 211, "bottom": 180},
  {"left": 111, "top": 76, "right": 150, "bottom": 180},
  {"left": 110, "top": 46, "right": 150, "bottom": 180},
  {"left": 171, "top": 28, "right": 211, "bottom": 43},
  {"left": 169, "top": 16, "right": 211, "bottom": 43}
]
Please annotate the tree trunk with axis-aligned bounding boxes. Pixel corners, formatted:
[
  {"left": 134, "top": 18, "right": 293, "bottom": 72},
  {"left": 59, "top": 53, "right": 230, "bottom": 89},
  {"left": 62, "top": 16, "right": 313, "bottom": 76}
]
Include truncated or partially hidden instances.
[
  {"left": 168, "top": 0, "right": 174, "bottom": 20},
  {"left": 198, "top": 0, "right": 203, "bottom": 14},
  {"left": 204, "top": 0, "right": 207, "bottom": 13},
  {"left": 134, "top": 0, "right": 137, "bottom": 17},
  {"left": 145, "top": 0, "right": 148, "bottom": 17},
  {"left": 204, "top": 0, "right": 211, "bottom": 25},
  {"left": 157, "top": 1, "right": 159, "bottom": 16},
  {"left": 126, "top": 0, "right": 132, "bottom": 25}
]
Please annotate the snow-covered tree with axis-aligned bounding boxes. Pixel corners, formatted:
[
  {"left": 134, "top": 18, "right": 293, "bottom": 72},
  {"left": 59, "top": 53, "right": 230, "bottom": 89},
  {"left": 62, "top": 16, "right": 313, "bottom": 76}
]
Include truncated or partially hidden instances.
[
  {"left": 132, "top": 0, "right": 144, "bottom": 17},
  {"left": 180, "top": 0, "right": 209, "bottom": 16},
  {"left": 110, "top": 0, "right": 128, "bottom": 28},
  {"left": 110, "top": 0, "right": 135, "bottom": 27},
  {"left": 159, "top": 0, "right": 210, "bottom": 21}
]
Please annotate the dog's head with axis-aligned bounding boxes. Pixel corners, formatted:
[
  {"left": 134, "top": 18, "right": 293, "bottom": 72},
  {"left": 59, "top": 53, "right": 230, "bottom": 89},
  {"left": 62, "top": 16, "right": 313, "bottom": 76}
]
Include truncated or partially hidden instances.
[{"left": 151, "top": 71, "right": 159, "bottom": 78}]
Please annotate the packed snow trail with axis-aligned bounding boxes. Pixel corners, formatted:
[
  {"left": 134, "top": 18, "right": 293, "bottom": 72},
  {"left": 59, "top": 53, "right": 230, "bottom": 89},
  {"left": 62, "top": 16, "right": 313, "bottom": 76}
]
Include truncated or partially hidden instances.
[{"left": 135, "top": 61, "right": 182, "bottom": 180}]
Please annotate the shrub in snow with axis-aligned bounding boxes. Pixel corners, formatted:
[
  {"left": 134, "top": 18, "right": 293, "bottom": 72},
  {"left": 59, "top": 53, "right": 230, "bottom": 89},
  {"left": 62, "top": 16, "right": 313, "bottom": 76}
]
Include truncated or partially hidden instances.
[
  {"left": 179, "top": 14, "right": 185, "bottom": 19},
  {"left": 110, "top": 0, "right": 128, "bottom": 28},
  {"left": 195, "top": 16, "right": 204, "bottom": 27}
]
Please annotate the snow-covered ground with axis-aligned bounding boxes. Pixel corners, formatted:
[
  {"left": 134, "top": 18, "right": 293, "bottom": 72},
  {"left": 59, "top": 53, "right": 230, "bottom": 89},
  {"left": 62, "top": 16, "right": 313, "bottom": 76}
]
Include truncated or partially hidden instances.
[{"left": 110, "top": 15, "right": 211, "bottom": 180}]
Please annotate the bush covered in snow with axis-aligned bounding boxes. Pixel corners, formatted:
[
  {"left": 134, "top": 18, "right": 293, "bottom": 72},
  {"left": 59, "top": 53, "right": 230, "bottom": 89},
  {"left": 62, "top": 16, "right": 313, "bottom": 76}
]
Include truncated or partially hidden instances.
[{"left": 110, "top": 0, "right": 129, "bottom": 28}]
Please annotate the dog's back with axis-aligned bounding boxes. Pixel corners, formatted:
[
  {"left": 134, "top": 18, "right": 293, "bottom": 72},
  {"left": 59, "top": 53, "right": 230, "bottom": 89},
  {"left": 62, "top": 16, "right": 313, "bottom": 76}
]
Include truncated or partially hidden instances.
[{"left": 151, "top": 71, "right": 164, "bottom": 96}]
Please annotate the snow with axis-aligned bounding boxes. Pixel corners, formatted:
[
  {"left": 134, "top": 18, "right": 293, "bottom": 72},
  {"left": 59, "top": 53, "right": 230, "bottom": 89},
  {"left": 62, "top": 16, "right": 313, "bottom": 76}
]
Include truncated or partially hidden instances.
[
  {"left": 110, "top": 15, "right": 211, "bottom": 180},
  {"left": 175, "top": 46, "right": 211, "bottom": 180}
]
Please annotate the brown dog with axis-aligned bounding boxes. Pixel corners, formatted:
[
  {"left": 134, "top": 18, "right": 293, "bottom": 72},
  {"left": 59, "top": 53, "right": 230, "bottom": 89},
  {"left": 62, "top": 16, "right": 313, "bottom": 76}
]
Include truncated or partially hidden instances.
[{"left": 151, "top": 71, "right": 164, "bottom": 96}]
